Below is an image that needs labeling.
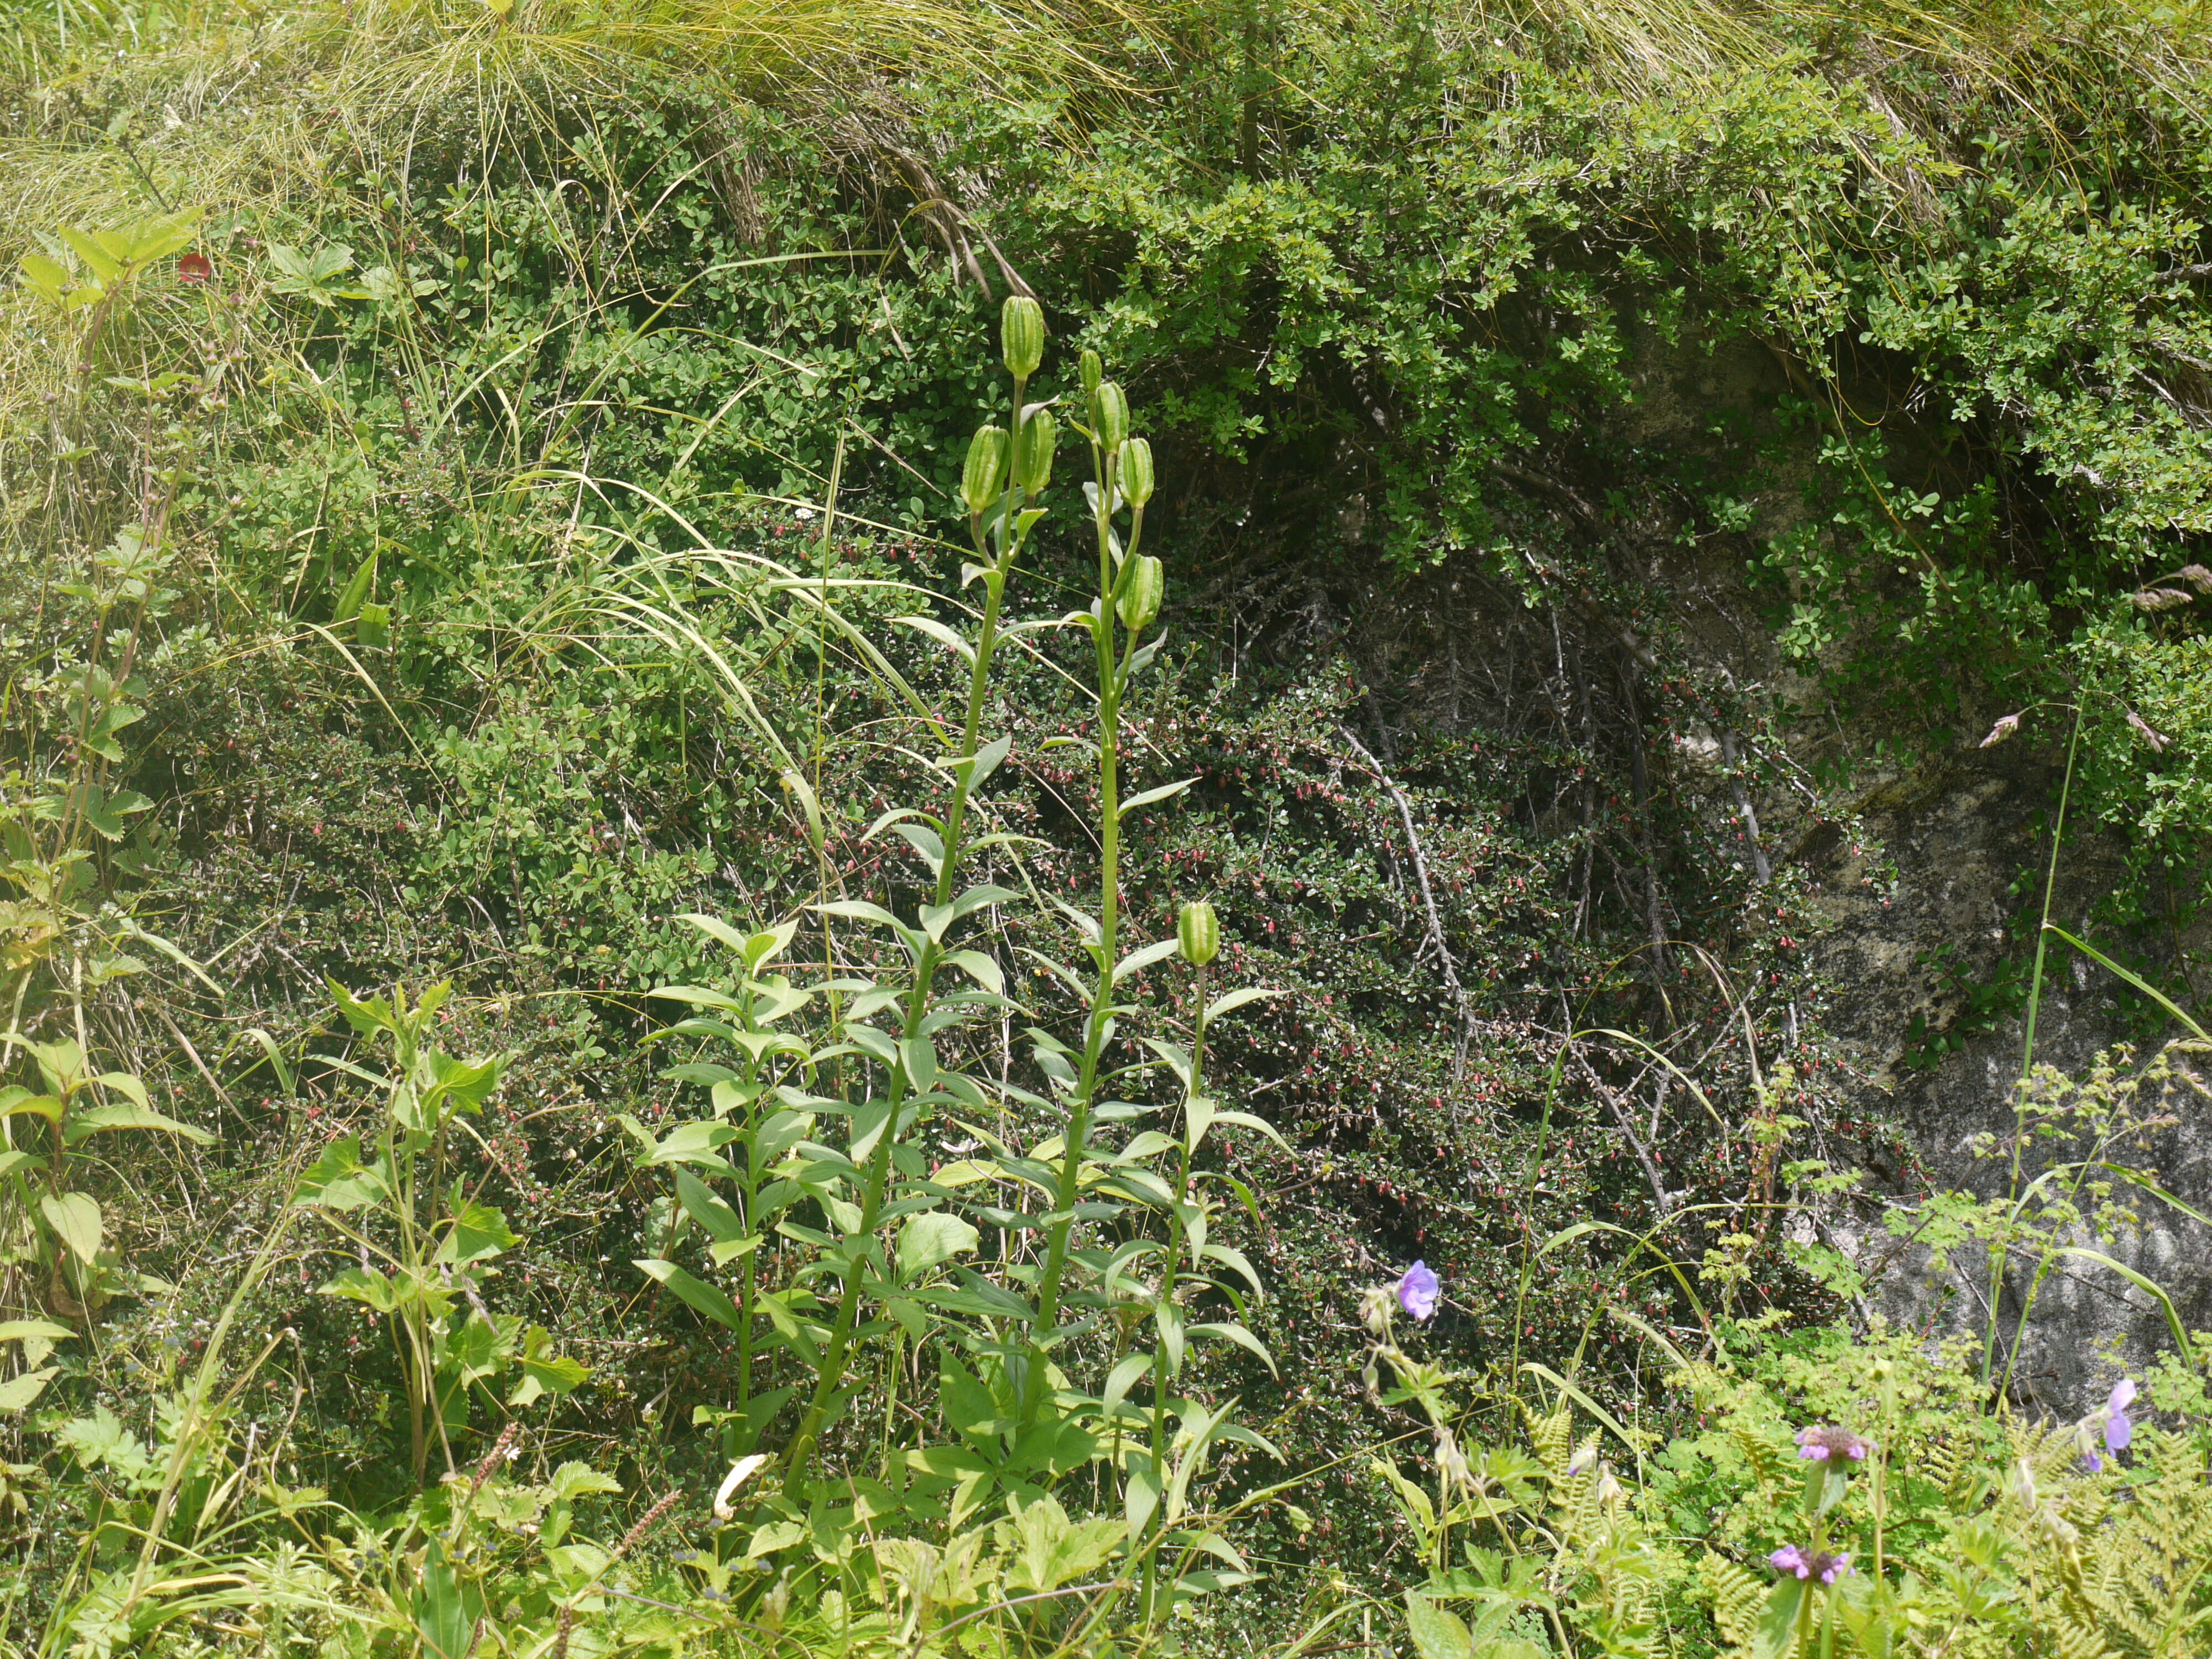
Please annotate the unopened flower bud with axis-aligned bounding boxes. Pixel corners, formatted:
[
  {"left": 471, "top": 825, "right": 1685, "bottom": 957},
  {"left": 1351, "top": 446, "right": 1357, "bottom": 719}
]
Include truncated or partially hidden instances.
[
  {"left": 1001, "top": 296, "right": 1045, "bottom": 380},
  {"left": 1014, "top": 406, "right": 1056, "bottom": 492},
  {"left": 1359, "top": 1286, "right": 1395, "bottom": 1340},
  {"left": 1119, "top": 436, "right": 1155, "bottom": 507},
  {"left": 1079, "top": 348, "right": 1103, "bottom": 396},
  {"left": 1178, "top": 900, "right": 1219, "bottom": 966},
  {"left": 1093, "top": 380, "right": 1129, "bottom": 449},
  {"left": 1116, "top": 553, "right": 1163, "bottom": 632},
  {"left": 962, "top": 425, "right": 1007, "bottom": 514}
]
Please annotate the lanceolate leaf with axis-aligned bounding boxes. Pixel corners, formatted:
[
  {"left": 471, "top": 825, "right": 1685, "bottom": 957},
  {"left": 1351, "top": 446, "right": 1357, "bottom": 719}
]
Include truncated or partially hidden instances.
[
  {"left": 635, "top": 1258, "right": 745, "bottom": 1332},
  {"left": 64, "top": 1103, "right": 215, "bottom": 1146}
]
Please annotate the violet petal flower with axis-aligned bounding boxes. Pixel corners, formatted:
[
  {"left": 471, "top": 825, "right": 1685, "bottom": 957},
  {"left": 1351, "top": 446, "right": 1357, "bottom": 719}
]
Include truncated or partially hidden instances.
[
  {"left": 1396, "top": 1261, "right": 1440, "bottom": 1322},
  {"left": 1794, "top": 1425, "right": 1872, "bottom": 1462},
  {"left": 1771, "top": 1544, "right": 1849, "bottom": 1583},
  {"left": 2105, "top": 1378, "right": 2137, "bottom": 1454}
]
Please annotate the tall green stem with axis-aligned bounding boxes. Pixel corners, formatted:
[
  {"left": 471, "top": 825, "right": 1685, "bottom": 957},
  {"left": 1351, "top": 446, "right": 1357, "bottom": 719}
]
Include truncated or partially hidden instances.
[
  {"left": 1983, "top": 705, "right": 2081, "bottom": 1386},
  {"left": 781, "top": 378, "right": 1032, "bottom": 1495},
  {"left": 1029, "top": 451, "right": 1144, "bottom": 1396},
  {"left": 1140, "top": 961, "right": 1206, "bottom": 1622}
]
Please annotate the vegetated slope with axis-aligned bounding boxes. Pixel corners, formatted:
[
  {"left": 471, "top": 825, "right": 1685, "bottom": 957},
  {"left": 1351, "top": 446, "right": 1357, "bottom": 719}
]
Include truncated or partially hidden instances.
[{"left": 1, "top": 0, "right": 2208, "bottom": 1538}]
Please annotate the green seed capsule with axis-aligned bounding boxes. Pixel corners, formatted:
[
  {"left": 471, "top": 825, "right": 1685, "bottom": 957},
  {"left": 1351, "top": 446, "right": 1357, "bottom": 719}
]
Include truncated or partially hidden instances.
[
  {"left": 1093, "top": 380, "right": 1129, "bottom": 449},
  {"left": 1001, "top": 296, "right": 1045, "bottom": 380},
  {"left": 1178, "top": 900, "right": 1219, "bottom": 967},
  {"left": 1014, "top": 407, "right": 1056, "bottom": 492},
  {"left": 1117, "top": 552, "right": 1164, "bottom": 633},
  {"left": 1119, "top": 436, "right": 1155, "bottom": 507},
  {"left": 962, "top": 425, "right": 1008, "bottom": 514},
  {"left": 1079, "top": 349, "right": 1103, "bottom": 396}
]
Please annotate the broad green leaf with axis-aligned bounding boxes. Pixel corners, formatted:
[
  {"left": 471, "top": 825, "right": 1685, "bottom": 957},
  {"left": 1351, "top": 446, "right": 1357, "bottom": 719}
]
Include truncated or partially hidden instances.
[
  {"left": 0, "top": 1089, "right": 61, "bottom": 1123},
  {"left": 746, "top": 1518, "right": 808, "bottom": 1558},
  {"left": 320, "top": 1267, "right": 403, "bottom": 1312},
  {"left": 293, "top": 1136, "right": 390, "bottom": 1210},
  {"left": 896, "top": 1211, "right": 979, "bottom": 1280},
  {"left": 90, "top": 1071, "right": 150, "bottom": 1107},
  {"left": 1403, "top": 1594, "right": 1473, "bottom": 1659},
  {"left": 59, "top": 226, "right": 121, "bottom": 282},
  {"left": 1203, "top": 1109, "right": 1290, "bottom": 1152},
  {"left": 40, "top": 1192, "right": 100, "bottom": 1264},
  {"left": 0, "top": 1367, "right": 57, "bottom": 1415},
  {"left": 639, "top": 1120, "right": 742, "bottom": 1176},
  {"left": 511, "top": 1326, "right": 588, "bottom": 1405},
  {"left": 892, "top": 613, "right": 976, "bottom": 664},
  {"left": 0, "top": 1319, "right": 73, "bottom": 1344},
  {"left": 436, "top": 1201, "right": 519, "bottom": 1266},
  {"left": 1102, "top": 1352, "right": 1152, "bottom": 1415},
  {"left": 1757, "top": 1578, "right": 1807, "bottom": 1659}
]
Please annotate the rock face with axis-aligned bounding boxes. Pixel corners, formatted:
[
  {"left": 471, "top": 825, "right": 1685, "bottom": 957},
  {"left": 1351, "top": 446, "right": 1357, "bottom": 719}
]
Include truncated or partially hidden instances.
[
  {"left": 1295, "top": 318, "right": 2207, "bottom": 1417},
  {"left": 1611, "top": 324, "right": 2212, "bottom": 1416},
  {"left": 1806, "top": 749, "right": 2212, "bottom": 1415}
]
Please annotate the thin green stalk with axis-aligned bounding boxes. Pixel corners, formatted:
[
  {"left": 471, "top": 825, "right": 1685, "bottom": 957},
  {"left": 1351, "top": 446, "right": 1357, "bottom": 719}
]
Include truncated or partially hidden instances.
[
  {"left": 1142, "top": 959, "right": 1208, "bottom": 1623},
  {"left": 780, "top": 374, "right": 1034, "bottom": 1496},
  {"left": 1983, "top": 705, "right": 2081, "bottom": 1386},
  {"left": 1027, "top": 444, "right": 1145, "bottom": 1410}
]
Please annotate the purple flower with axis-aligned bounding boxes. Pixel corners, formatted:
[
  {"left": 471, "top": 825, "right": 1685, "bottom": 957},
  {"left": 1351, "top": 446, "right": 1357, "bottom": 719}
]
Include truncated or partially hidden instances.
[
  {"left": 2105, "top": 1378, "right": 2136, "bottom": 1454},
  {"left": 1794, "top": 1425, "right": 1873, "bottom": 1463},
  {"left": 1396, "top": 1261, "right": 1439, "bottom": 1322},
  {"left": 2080, "top": 1378, "right": 2138, "bottom": 1470},
  {"left": 1770, "top": 1544, "right": 1851, "bottom": 1584}
]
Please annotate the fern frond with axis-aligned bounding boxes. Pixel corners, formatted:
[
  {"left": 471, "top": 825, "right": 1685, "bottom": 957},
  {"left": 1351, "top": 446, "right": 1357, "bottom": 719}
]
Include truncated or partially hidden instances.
[{"left": 1697, "top": 1551, "right": 1766, "bottom": 1658}]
